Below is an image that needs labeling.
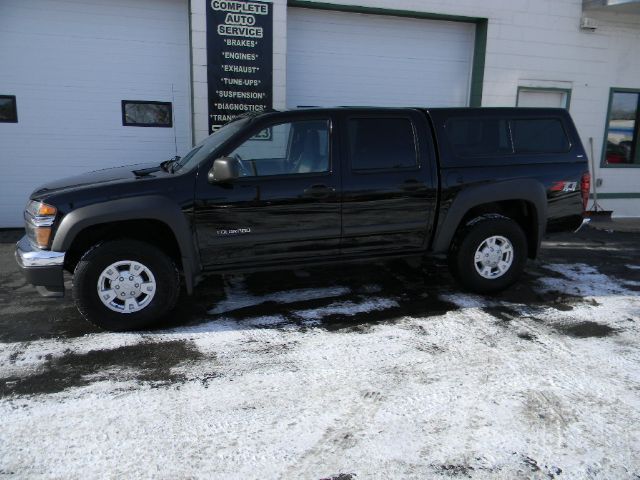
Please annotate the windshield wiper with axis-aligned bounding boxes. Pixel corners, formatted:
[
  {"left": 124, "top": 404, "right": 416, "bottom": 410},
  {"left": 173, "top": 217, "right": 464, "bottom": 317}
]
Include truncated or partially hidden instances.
[{"left": 160, "top": 156, "right": 181, "bottom": 173}]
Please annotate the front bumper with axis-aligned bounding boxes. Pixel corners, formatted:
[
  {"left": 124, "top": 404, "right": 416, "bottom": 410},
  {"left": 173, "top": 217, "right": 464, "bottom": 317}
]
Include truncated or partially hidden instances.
[{"left": 15, "top": 236, "right": 66, "bottom": 297}]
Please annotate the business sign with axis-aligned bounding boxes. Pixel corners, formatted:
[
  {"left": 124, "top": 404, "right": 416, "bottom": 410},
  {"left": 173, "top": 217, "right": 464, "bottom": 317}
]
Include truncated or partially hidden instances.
[{"left": 206, "top": 0, "right": 273, "bottom": 134}]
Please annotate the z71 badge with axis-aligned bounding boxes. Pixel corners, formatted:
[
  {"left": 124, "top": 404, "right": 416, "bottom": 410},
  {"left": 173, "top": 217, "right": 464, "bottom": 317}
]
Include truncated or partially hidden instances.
[
  {"left": 550, "top": 181, "right": 578, "bottom": 193},
  {"left": 216, "top": 227, "right": 251, "bottom": 236}
]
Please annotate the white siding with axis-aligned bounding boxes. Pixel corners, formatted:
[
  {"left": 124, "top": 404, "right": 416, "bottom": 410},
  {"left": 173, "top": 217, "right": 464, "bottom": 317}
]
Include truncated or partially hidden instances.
[
  {"left": 0, "top": 0, "right": 191, "bottom": 226},
  {"left": 279, "top": 1, "right": 640, "bottom": 215},
  {"left": 286, "top": 8, "right": 475, "bottom": 108}
]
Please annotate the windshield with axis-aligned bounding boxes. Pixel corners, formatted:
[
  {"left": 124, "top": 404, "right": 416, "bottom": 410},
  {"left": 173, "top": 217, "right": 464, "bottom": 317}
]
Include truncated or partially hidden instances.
[{"left": 175, "top": 118, "right": 250, "bottom": 172}]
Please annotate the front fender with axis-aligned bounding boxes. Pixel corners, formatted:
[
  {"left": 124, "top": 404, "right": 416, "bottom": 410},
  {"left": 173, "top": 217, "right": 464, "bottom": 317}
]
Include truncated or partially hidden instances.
[
  {"left": 51, "top": 195, "right": 199, "bottom": 293},
  {"left": 431, "top": 179, "right": 548, "bottom": 255}
]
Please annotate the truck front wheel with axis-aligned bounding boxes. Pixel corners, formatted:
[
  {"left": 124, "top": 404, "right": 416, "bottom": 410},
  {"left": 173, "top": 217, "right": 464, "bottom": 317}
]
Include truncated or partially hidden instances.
[
  {"left": 72, "top": 240, "right": 180, "bottom": 331},
  {"left": 448, "top": 215, "right": 528, "bottom": 294}
]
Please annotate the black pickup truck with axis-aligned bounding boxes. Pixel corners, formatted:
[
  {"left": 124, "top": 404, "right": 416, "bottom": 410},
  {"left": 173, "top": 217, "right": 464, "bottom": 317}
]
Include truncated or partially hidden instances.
[{"left": 15, "top": 107, "right": 589, "bottom": 330}]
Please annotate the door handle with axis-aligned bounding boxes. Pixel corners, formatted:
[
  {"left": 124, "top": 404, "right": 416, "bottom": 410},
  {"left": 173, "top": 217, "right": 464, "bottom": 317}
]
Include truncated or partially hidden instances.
[
  {"left": 401, "top": 179, "right": 425, "bottom": 192},
  {"left": 303, "top": 184, "right": 335, "bottom": 198}
]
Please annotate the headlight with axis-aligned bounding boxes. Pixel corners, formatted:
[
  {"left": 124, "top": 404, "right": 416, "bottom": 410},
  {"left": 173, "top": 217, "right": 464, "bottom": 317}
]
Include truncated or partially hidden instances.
[
  {"left": 25, "top": 201, "right": 58, "bottom": 249},
  {"left": 26, "top": 201, "right": 57, "bottom": 218}
]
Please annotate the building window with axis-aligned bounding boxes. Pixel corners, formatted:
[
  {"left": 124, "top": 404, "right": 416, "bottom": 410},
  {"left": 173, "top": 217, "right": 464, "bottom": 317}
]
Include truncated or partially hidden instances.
[
  {"left": 517, "top": 87, "right": 571, "bottom": 109},
  {"left": 603, "top": 89, "right": 640, "bottom": 167},
  {"left": 0, "top": 95, "right": 18, "bottom": 123},
  {"left": 121, "top": 100, "right": 172, "bottom": 127}
]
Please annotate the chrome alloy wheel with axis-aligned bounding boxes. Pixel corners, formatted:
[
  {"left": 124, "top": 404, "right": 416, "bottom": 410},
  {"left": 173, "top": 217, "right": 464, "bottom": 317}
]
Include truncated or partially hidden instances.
[
  {"left": 97, "top": 260, "right": 156, "bottom": 313},
  {"left": 474, "top": 235, "right": 514, "bottom": 279}
]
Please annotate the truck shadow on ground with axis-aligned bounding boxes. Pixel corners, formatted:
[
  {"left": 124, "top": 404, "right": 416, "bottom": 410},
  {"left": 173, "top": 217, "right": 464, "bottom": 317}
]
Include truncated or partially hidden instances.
[
  {"left": 1, "top": 229, "right": 638, "bottom": 344},
  {"left": 162, "top": 255, "right": 630, "bottom": 337},
  {"left": 164, "top": 258, "right": 461, "bottom": 333},
  {"left": 161, "top": 229, "right": 640, "bottom": 335}
]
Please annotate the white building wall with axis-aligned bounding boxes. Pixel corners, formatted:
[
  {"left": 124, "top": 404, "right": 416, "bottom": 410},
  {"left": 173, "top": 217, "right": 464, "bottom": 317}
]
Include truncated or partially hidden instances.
[
  {"left": 0, "top": 0, "right": 192, "bottom": 227},
  {"left": 190, "top": 0, "right": 640, "bottom": 215}
]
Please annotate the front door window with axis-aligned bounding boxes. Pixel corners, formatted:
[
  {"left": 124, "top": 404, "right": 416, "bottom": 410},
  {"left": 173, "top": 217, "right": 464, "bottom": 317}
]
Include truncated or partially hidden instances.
[{"left": 229, "top": 119, "right": 330, "bottom": 176}]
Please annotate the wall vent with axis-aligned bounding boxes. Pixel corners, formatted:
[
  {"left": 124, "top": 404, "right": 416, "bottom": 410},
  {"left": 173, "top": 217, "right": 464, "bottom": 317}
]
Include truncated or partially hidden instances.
[{"left": 580, "top": 16, "right": 598, "bottom": 30}]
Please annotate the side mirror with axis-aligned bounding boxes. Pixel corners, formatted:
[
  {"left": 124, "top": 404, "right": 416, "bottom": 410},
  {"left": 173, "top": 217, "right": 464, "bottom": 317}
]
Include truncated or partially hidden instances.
[{"left": 208, "top": 157, "right": 240, "bottom": 183}]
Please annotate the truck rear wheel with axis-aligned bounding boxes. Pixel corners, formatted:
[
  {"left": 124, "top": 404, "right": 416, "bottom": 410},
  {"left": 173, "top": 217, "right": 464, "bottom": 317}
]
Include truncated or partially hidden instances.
[
  {"left": 448, "top": 215, "right": 527, "bottom": 294},
  {"left": 72, "top": 239, "right": 180, "bottom": 331}
]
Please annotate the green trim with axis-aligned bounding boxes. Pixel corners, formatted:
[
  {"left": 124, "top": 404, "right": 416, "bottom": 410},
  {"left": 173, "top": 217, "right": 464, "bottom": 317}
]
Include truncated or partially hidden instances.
[
  {"left": 287, "top": 1, "right": 484, "bottom": 23},
  {"left": 516, "top": 86, "right": 571, "bottom": 110},
  {"left": 600, "top": 87, "right": 640, "bottom": 169},
  {"left": 598, "top": 163, "right": 640, "bottom": 168},
  {"left": 589, "top": 193, "right": 640, "bottom": 199},
  {"left": 187, "top": 2, "right": 196, "bottom": 147},
  {"left": 469, "top": 20, "right": 487, "bottom": 107},
  {"left": 287, "top": 1, "right": 488, "bottom": 108}
]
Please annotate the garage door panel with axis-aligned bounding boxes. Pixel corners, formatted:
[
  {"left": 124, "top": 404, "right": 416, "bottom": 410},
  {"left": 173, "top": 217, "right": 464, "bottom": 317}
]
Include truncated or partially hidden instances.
[
  {"left": 287, "top": 8, "right": 475, "bottom": 109},
  {"left": 2, "top": 0, "right": 186, "bottom": 40},
  {"left": 0, "top": 0, "right": 191, "bottom": 227},
  {"left": 3, "top": 42, "right": 188, "bottom": 85},
  {"left": 288, "top": 30, "right": 472, "bottom": 56}
]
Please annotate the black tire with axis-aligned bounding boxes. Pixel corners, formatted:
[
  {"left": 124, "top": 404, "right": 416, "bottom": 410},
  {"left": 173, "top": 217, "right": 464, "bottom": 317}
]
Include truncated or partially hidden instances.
[
  {"left": 448, "top": 214, "right": 528, "bottom": 294},
  {"left": 72, "top": 239, "right": 180, "bottom": 331}
]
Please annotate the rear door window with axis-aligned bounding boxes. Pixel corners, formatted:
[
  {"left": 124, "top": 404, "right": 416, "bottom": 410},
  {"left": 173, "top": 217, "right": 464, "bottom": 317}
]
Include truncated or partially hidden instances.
[
  {"left": 446, "top": 118, "right": 512, "bottom": 156},
  {"left": 348, "top": 117, "right": 418, "bottom": 171},
  {"left": 511, "top": 118, "right": 570, "bottom": 153}
]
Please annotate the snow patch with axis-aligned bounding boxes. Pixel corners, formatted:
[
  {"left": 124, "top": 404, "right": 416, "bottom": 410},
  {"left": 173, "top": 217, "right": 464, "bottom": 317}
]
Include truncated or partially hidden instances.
[
  {"left": 0, "top": 334, "right": 147, "bottom": 378},
  {"left": 538, "top": 263, "right": 632, "bottom": 296},
  {"left": 439, "top": 293, "right": 490, "bottom": 309},
  {"left": 209, "top": 278, "right": 350, "bottom": 315},
  {"left": 242, "top": 315, "right": 288, "bottom": 327},
  {"left": 295, "top": 298, "right": 398, "bottom": 323},
  {"left": 542, "top": 240, "right": 629, "bottom": 252}
]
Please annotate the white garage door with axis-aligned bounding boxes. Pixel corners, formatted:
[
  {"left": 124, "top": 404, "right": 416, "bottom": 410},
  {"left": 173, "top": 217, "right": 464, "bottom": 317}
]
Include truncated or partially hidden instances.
[
  {"left": 0, "top": 0, "right": 191, "bottom": 227},
  {"left": 287, "top": 8, "right": 475, "bottom": 109}
]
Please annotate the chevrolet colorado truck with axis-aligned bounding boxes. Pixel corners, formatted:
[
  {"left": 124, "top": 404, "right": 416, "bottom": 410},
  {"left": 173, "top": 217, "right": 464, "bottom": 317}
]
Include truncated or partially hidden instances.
[{"left": 15, "top": 107, "right": 589, "bottom": 330}]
